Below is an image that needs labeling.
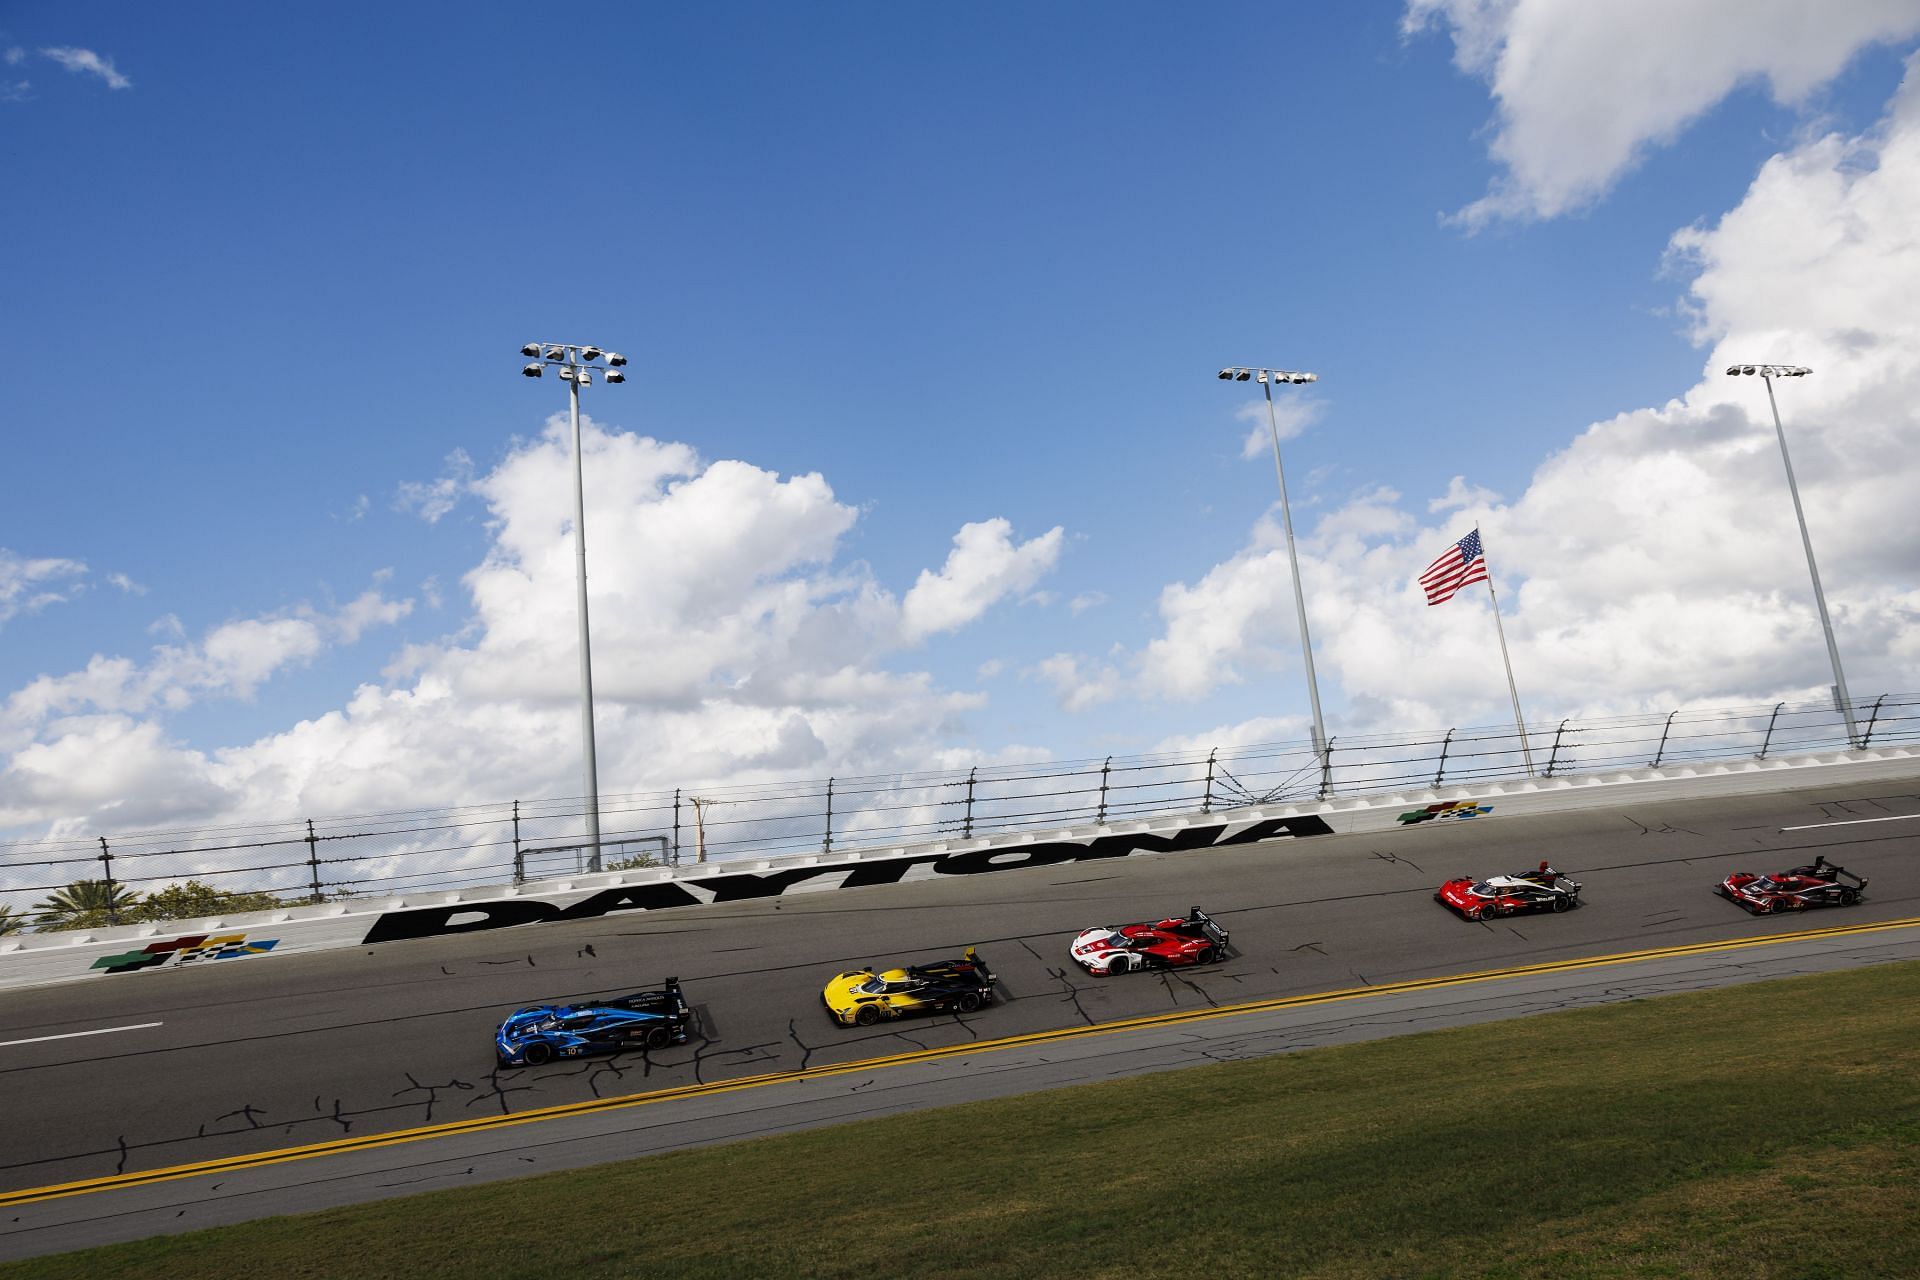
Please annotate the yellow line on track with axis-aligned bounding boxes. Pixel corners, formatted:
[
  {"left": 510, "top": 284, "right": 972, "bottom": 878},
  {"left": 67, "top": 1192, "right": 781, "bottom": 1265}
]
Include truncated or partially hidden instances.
[{"left": 5, "top": 912, "right": 1917, "bottom": 1210}]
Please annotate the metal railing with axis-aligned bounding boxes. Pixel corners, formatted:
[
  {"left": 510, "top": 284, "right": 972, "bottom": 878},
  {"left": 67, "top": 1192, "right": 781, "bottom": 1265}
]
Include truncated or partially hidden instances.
[{"left": 2, "top": 692, "right": 1913, "bottom": 927}]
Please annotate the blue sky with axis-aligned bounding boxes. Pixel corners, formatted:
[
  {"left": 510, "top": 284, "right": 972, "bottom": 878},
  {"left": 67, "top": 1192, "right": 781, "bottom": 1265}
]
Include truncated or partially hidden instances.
[{"left": 4, "top": 2, "right": 1919, "bottom": 839}]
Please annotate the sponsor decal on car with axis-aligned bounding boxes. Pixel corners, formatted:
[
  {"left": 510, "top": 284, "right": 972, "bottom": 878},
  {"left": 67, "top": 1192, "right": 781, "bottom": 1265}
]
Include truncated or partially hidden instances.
[
  {"left": 362, "top": 814, "right": 1335, "bottom": 944},
  {"left": 90, "top": 932, "right": 280, "bottom": 975},
  {"left": 1398, "top": 801, "right": 1494, "bottom": 825}
]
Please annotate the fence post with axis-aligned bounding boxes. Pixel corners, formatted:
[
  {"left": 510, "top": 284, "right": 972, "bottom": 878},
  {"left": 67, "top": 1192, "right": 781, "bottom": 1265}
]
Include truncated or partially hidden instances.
[
  {"left": 306, "top": 819, "right": 323, "bottom": 903},
  {"left": 824, "top": 777, "right": 835, "bottom": 855},
  {"left": 1321, "top": 738, "right": 1336, "bottom": 800},
  {"left": 1757, "top": 702, "right": 1785, "bottom": 759},
  {"left": 98, "top": 836, "right": 121, "bottom": 925},
  {"left": 1433, "top": 729, "right": 1453, "bottom": 789},
  {"left": 1096, "top": 757, "right": 1111, "bottom": 824},
  {"left": 1651, "top": 710, "right": 1678, "bottom": 769},
  {"left": 1202, "top": 749, "right": 1217, "bottom": 814},
  {"left": 963, "top": 767, "right": 977, "bottom": 838},
  {"left": 672, "top": 789, "right": 682, "bottom": 866},
  {"left": 1859, "top": 694, "right": 1887, "bottom": 748},
  {"left": 1545, "top": 720, "right": 1571, "bottom": 777},
  {"left": 512, "top": 801, "right": 523, "bottom": 885}
]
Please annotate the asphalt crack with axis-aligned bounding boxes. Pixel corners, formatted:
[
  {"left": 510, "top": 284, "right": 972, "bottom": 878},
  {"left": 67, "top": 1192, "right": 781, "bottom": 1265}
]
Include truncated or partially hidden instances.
[
  {"left": 1370, "top": 849, "right": 1425, "bottom": 875},
  {"left": 391, "top": 1073, "right": 476, "bottom": 1123}
]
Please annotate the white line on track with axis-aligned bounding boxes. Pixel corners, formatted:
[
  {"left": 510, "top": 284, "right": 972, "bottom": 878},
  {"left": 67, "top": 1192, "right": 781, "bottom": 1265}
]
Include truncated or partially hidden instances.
[
  {"left": 0, "top": 1022, "right": 163, "bottom": 1048},
  {"left": 1780, "top": 814, "right": 1920, "bottom": 832}
]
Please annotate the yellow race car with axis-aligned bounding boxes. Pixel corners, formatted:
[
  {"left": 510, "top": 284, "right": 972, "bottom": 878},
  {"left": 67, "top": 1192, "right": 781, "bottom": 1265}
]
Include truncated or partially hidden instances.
[{"left": 821, "top": 947, "right": 997, "bottom": 1026}]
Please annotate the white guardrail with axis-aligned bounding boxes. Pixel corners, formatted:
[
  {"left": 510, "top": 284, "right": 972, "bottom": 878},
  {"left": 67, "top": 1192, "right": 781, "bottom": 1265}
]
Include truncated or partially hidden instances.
[{"left": 2, "top": 744, "right": 1916, "bottom": 993}]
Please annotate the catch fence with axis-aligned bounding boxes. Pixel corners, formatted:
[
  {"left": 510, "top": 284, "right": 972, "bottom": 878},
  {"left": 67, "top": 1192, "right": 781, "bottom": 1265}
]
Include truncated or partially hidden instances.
[{"left": 2, "top": 692, "right": 1913, "bottom": 927}]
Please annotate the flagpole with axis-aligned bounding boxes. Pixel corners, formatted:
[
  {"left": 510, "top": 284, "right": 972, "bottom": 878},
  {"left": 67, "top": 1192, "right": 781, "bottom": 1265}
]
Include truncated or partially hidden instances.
[{"left": 1477, "top": 528, "right": 1535, "bottom": 776}]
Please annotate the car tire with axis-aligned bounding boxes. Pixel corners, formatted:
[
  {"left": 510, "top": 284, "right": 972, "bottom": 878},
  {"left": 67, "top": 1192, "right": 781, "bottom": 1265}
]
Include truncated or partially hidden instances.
[
  {"left": 644, "top": 1026, "right": 672, "bottom": 1050},
  {"left": 1767, "top": 898, "right": 1785, "bottom": 914},
  {"left": 956, "top": 991, "right": 982, "bottom": 1014},
  {"left": 1196, "top": 947, "right": 1215, "bottom": 965},
  {"left": 1840, "top": 889, "right": 1860, "bottom": 906},
  {"left": 524, "top": 1042, "right": 554, "bottom": 1066},
  {"left": 1551, "top": 895, "right": 1570, "bottom": 913},
  {"left": 854, "top": 1004, "right": 883, "bottom": 1026}
]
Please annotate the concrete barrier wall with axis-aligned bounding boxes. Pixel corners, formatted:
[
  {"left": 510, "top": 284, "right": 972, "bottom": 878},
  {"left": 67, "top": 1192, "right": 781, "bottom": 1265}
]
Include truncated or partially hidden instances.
[{"left": 3, "top": 744, "right": 1914, "bottom": 993}]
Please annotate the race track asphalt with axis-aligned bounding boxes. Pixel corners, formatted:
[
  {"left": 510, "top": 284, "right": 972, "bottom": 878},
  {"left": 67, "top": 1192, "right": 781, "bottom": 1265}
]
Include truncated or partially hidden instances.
[{"left": 2, "top": 773, "right": 1916, "bottom": 1259}]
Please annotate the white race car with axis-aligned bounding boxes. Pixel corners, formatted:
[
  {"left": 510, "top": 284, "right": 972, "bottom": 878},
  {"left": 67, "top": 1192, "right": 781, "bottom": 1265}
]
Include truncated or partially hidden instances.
[{"left": 1069, "top": 907, "right": 1230, "bottom": 974}]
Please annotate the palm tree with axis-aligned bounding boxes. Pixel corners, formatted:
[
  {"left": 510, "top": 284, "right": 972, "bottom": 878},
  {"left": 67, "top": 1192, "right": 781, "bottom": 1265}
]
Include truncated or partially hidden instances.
[
  {"left": 0, "top": 904, "right": 25, "bottom": 936},
  {"left": 33, "top": 879, "right": 143, "bottom": 931}
]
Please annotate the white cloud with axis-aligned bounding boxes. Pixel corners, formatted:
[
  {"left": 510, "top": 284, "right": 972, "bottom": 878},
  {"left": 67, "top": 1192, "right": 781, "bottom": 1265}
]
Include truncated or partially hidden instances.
[
  {"left": 1236, "top": 397, "right": 1324, "bottom": 460},
  {"left": 977, "top": 658, "right": 1005, "bottom": 680},
  {"left": 1406, "top": 0, "right": 1920, "bottom": 225},
  {"left": 39, "top": 46, "right": 130, "bottom": 90},
  {"left": 0, "top": 551, "right": 86, "bottom": 627},
  {"left": 106, "top": 571, "right": 145, "bottom": 595},
  {"left": 394, "top": 448, "right": 475, "bottom": 523},
  {"left": 1428, "top": 475, "right": 1501, "bottom": 514},
  {"left": 5, "top": 47, "right": 25, "bottom": 66},
  {"left": 1069, "top": 591, "right": 1108, "bottom": 615},
  {"left": 900, "top": 518, "right": 1064, "bottom": 643},
  {"left": 2, "top": 585, "right": 414, "bottom": 746},
  {"left": 1030, "top": 653, "right": 1121, "bottom": 713}
]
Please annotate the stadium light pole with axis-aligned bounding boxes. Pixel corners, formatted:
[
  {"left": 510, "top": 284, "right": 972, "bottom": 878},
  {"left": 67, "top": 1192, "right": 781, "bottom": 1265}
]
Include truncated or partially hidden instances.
[
  {"left": 1724, "top": 363, "right": 1859, "bottom": 749},
  {"left": 520, "top": 341, "right": 630, "bottom": 868},
  {"left": 1217, "top": 365, "right": 1331, "bottom": 796}
]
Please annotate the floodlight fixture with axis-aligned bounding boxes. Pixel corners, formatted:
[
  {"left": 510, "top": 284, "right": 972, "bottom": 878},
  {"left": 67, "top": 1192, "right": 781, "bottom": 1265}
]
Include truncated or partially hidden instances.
[
  {"left": 521, "top": 342, "right": 541, "bottom": 357},
  {"left": 1235, "top": 368, "right": 1252, "bottom": 381},
  {"left": 605, "top": 368, "right": 625, "bottom": 384},
  {"left": 544, "top": 346, "right": 566, "bottom": 361},
  {"left": 1726, "top": 363, "right": 1810, "bottom": 379},
  {"left": 581, "top": 346, "right": 602, "bottom": 361},
  {"left": 607, "top": 352, "right": 628, "bottom": 367},
  {"left": 522, "top": 363, "right": 543, "bottom": 377}
]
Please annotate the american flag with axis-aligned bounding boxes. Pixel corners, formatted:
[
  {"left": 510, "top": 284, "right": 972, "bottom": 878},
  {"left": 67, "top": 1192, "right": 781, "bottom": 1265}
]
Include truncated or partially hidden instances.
[{"left": 1419, "top": 529, "right": 1491, "bottom": 606}]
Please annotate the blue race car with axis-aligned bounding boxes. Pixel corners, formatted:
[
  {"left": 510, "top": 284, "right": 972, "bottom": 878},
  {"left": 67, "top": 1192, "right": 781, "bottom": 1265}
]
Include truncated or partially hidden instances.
[{"left": 495, "top": 977, "right": 692, "bottom": 1066}]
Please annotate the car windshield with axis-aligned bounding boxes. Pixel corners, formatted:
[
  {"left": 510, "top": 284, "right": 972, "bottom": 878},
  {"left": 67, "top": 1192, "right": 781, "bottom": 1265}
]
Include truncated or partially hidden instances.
[
  {"left": 1470, "top": 881, "right": 1496, "bottom": 896},
  {"left": 1750, "top": 877, "right": 1779, "bottom": 892},
  {"left": 854, "top": 975, "right": 886, "bottom": 995}
]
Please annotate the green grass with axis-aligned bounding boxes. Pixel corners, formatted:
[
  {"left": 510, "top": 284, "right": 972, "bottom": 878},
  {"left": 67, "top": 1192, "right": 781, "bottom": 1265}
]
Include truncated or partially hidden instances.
[{"left": 9, "top": 961, "right": 1919, "bottom": 1280}]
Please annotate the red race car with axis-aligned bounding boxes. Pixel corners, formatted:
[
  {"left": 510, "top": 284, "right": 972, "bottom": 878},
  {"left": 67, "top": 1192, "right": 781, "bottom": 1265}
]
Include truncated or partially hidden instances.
[
  {"left": 1717, "top": 856, "right": 1866, "bottom": 915},
  {"left": 1070, "top": 907, "right": 1229, "bottom": 974},
  {"left": 1435, "top": 862, "right": 1582, "bottom": 921}
]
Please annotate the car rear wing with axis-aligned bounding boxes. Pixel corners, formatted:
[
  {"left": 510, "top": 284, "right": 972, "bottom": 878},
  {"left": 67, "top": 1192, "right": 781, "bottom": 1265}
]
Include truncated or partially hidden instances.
[
  {"left": 609, "top": 977, "right": 689, "bottom": 1020},
  {"left": 1188, "top": 907, "right": 1229, "bottom": 949},
  {"left": 962, "top": 946, "right": 996, "bottom": 988}
]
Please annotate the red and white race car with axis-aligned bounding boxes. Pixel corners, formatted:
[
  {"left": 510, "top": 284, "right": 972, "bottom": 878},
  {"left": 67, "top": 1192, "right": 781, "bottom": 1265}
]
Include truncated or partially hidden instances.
[
  {"left": 1717, "top": 856, "right": 1866, "bottom": 915},
  {"left": 1435, "top": 863, "right": 1582, "bottom": 921},
  {"left": 1070, "top": 907, "right": 1229, "bottom": 974}
]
